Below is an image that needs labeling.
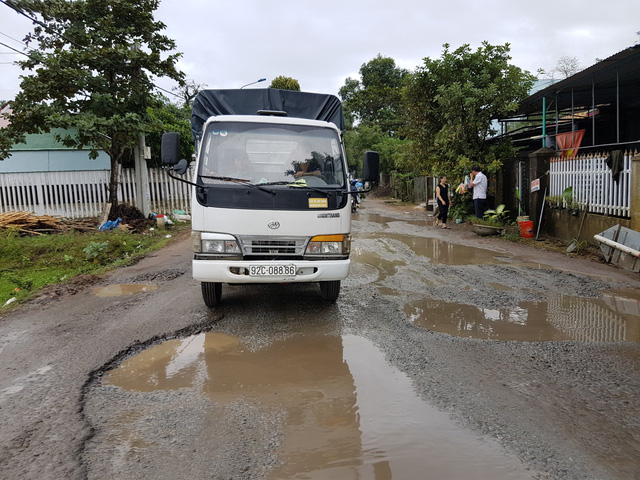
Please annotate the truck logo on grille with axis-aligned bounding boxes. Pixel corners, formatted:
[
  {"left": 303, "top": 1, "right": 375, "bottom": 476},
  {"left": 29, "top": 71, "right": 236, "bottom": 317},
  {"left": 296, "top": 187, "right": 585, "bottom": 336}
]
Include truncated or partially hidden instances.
[{"left": 267, "top": 221, "right": 280, "bottom": 229}]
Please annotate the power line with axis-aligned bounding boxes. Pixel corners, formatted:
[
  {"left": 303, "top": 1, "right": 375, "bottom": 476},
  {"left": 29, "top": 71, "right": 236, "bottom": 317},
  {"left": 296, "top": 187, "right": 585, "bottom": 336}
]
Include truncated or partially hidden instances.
[
  {"left": 0, "top": 40, "right": 28, "bottom": 56},
  {"left": 0, "top": 0, "right": 182, "bottom": 99},
  {"left": 0, "top": 29, "right": 27, "bottom": 47}
]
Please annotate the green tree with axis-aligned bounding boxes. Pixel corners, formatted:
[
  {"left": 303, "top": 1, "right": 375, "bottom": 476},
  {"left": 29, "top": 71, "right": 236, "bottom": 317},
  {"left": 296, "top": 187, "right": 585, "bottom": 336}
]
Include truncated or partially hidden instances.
[
  {"left": 403, "top": 42, "right": 535, "bottom": 179},
  {"left": 344, "top": 124, "right": 410, "bottom": 176},
  {"left": 270, "top": 76, "right": 300, "bottom": 91},
  {"left": 146, "top": 95, "right": 193, "bottom": 167},
  {"left": 339, "top": 54, "right": 408, "bottom": 134},
  {"left": 0, "top": 0, "right": 184, "bottom": 208},
  {"left": 340, "top": 55, "right": 410, "bottom": 177}
]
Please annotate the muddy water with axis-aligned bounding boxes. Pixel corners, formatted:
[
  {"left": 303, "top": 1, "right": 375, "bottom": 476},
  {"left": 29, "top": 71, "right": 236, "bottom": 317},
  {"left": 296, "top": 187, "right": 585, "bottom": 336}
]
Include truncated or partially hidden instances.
[
  {"left": 355, "top": 232, "right": 508, "bottom": 266},
  {"left": 405, "top": 292, "right": 640, "bottom": 342},
  {"left": 104, "top": 332, "right": 534, "bottom": 479},
  {"left": 93, "top": 284, "right": 158, "bottom": 297},
  {"left": 356, "top": 213, "right": 640, "bottom": 343}
]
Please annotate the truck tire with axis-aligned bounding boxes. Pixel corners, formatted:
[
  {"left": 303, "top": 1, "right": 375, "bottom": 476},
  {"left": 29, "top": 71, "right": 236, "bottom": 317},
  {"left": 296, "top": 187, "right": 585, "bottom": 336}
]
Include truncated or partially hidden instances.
[
  {"left": 319, "top": 280, "right": 340, "bottom": 302},
  {"left": 201, "top": 282, "right": 222, "bottom": 307}
]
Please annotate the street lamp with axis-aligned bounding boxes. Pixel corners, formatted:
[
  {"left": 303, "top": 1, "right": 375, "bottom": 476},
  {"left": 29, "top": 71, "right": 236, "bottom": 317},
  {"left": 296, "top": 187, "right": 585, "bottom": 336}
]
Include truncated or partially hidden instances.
[{"left": 240, "top": 78, "right": 266, "bottom": 89}]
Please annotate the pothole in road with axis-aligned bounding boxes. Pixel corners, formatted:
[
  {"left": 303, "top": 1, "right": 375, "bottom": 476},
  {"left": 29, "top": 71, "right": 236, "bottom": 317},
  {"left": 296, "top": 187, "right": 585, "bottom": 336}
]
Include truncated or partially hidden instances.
[
  {"left": 92, "top": 284, "right": 159, "bottom": 297},
  {"left": 355, "top": 212, "right": 431, "bottom": 228},
  {"left": 406, "top": 289, "right": 640, "bottom": 342},
  {"left": 353, "top": 233, "right": 509, "bottom": 267},
  {"left": 102, "top": 332, "right": 534, "bottom": 479}
]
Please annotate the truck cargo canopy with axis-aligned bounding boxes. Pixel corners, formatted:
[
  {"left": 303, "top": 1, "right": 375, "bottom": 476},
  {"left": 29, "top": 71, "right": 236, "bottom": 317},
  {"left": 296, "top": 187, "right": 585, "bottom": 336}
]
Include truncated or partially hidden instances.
[{"left": 191, "top": 89, "right": 344, "bottom": 141}]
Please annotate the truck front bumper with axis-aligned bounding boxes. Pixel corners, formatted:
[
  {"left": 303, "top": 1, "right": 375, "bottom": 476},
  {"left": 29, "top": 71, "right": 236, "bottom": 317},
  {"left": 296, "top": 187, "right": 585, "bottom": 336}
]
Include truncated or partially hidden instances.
[{"left": 193, "top": 258, "right": 351, "bottom": 284}]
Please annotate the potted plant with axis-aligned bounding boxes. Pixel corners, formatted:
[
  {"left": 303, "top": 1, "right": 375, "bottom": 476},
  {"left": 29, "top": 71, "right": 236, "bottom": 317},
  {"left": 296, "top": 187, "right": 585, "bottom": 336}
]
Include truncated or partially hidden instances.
[
  {"left": 569, "top": 200, "right": 582, "bottom": 216},
  {"left": 472, "top": 204, "right": 509, "bottom": 236},
  {"left": 545, "top": 195, "right": 557, "bottom": 208},
  {"left": 560, "top": 186, "right": 573, "bottom": 209}
]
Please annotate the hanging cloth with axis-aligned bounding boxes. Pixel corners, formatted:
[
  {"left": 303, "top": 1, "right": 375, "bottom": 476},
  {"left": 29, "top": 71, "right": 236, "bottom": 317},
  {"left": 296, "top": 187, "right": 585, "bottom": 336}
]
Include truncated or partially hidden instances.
[
  {"left": 556, "top": 130, "right": 585, "bottom": 158},
  {"left": 606, "top": 150, "right": 624, "bottom": 183}
]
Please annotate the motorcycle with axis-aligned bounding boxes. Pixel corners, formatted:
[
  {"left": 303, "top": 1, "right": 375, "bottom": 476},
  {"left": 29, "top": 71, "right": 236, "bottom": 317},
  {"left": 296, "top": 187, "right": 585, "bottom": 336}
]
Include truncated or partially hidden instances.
[{"left": 350, "top": 180, "right": 361, "bottom": 213}]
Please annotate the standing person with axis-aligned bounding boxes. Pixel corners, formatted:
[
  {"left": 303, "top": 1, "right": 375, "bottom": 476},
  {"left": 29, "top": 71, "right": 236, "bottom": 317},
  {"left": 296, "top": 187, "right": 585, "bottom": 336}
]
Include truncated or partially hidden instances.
[
  {"left": 469, "top": 165, "right": 488, "bottom": 218},
  {"left": 435, "top": 175, "right": 452, "bottom": 229}
]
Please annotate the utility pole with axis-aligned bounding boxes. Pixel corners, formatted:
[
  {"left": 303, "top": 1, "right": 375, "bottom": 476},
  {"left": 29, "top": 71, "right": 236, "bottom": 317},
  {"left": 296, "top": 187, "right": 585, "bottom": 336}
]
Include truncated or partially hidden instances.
[
  {"left": 131, "top": 41, "right": 150, "bottom": 216},
  {"left": 134, "top": 134, "right": 151, "bottom": 217}
]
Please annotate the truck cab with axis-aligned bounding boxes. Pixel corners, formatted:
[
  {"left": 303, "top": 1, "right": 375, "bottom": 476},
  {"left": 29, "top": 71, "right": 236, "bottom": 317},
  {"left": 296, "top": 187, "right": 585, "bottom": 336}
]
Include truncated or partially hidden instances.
[{"left": 162, "top": 89, "right": 378, "bottom": 307}]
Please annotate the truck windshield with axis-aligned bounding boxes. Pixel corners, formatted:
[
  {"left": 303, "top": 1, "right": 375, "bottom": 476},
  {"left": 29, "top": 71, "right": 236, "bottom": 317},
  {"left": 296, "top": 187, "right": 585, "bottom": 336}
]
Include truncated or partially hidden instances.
[{"left": 198, "top": 122, "right": 346, "bottom": 188}]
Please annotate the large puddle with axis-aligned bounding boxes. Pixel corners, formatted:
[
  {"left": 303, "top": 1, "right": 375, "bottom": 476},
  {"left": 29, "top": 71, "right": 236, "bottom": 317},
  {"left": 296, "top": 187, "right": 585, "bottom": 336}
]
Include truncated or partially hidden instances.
[
  {"left": 353, "top": 233, "right": 508, "bottom": 266},
  {"left": 405, "top": 291, "right": 640, "bottom": 342},
  {"left": 355, "top": 211, "right": 640, "bottom": 343},
  {"left": 104, "top": 332, "right": 534, "bottom": 479}
]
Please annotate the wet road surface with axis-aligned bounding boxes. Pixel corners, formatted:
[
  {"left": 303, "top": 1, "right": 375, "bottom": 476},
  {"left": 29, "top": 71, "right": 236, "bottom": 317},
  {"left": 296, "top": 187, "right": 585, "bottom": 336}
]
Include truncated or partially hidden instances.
[
  {"left": 1, "top": 198, "right": 640, "bottom": 479},
  {"left": 102, "top": 330, "right": 535, "bottom": 479}
]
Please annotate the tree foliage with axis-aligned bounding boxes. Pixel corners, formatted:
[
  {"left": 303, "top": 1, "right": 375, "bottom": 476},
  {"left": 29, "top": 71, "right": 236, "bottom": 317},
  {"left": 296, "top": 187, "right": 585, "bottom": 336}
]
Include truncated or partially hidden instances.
[
  {"left": 270, "top": 76, "right": 300, "bottom": 91},
  {"left": 0, "top": 0, "right": 184, "bottom": 206},
  {"left": 343, "top": 125, "right": 410, "bottom": 177},
  {"left": 340, "top": 55, "right": 410, "bottom": 177},
  {"left": 339, "top": 54, "right": 408, "bottom": 134},
  {"left": 403, "top": 42, "right": 535, "bottom": 179},
  {"left": 146, "top": 95, "right": 193, "bottom": 167}
]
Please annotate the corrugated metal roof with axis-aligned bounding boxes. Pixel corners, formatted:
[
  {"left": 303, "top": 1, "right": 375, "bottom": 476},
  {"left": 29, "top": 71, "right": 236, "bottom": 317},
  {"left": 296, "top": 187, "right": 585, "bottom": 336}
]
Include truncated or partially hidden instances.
[{"left": 511, "top": 45, "right": 640, "bottom": 117}]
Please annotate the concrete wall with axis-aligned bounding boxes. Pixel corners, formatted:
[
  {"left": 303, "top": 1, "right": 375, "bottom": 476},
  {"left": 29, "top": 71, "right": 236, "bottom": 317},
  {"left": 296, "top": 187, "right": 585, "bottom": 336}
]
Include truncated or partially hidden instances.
[{"left": 542, "top": 209, "right": 631, "bottom": 244}]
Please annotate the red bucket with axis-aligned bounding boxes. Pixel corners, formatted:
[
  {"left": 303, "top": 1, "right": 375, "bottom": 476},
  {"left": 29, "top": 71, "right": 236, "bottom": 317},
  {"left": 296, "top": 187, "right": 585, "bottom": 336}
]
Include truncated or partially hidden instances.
[{"left": 518, "top": 220, "right": 534, "bottom": 238}]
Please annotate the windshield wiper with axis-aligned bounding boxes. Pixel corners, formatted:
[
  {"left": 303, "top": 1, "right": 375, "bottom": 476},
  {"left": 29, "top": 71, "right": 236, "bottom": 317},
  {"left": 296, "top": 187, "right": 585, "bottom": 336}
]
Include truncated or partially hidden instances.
[
  {"left": 199, "top": 175, "right": 275, "bottom": 195},
  {"left": 258, "top": 180, "right": 332, "bottom": 196}
]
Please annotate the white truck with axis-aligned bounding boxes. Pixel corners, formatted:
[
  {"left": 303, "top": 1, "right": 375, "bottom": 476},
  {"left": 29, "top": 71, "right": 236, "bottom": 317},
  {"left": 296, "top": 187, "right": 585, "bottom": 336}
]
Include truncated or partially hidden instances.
[{"left": 161, "top": 88, "right": 378, "bottom": 307}]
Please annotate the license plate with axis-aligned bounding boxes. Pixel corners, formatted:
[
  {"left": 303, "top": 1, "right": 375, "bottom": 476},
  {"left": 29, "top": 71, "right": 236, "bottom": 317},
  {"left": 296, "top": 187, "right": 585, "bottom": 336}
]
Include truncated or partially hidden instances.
[{"left": 249, "top": 264, "right": 296, "bottom": 276}]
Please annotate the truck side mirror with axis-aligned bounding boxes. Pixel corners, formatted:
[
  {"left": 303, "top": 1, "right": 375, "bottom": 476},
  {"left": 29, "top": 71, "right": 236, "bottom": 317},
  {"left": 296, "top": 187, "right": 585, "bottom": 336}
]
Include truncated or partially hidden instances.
[
  {"left": 173, "top": 159, "right": 189, "bottom": 175},
  {"left": 362, "top": 151, "right": 379, "bottom": 182},
  {"left": 161, "top": 132, "right": 181, "bottom": 166}
]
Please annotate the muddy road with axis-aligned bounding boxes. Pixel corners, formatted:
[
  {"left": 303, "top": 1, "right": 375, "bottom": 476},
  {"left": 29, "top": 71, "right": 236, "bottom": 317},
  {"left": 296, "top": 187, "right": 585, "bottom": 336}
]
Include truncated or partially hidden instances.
[{"left": 1, "top": 198, "right": 639, "bottom": 479}]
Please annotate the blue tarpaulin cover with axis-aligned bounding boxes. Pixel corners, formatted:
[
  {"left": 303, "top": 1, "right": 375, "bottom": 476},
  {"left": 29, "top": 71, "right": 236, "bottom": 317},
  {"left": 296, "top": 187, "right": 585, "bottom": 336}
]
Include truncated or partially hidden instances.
[{"left": 190, "top": 89, "right": 344, "bottom": 141}]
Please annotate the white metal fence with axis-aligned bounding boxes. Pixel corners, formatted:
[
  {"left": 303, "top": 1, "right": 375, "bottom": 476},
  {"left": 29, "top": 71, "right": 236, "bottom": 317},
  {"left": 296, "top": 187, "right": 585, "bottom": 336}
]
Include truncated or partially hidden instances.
[
  {"left": 549, "top": 151, "right": 633, "bottom": 217},
  {"left": 0, "top": 167, "right": 193, "bottom": 218}
]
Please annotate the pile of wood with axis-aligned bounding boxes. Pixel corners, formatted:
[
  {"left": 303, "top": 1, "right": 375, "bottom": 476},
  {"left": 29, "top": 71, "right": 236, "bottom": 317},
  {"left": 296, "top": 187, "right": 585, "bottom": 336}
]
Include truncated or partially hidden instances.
[{"left": 0, "top": 211, "right": 96, "bottom": 235}]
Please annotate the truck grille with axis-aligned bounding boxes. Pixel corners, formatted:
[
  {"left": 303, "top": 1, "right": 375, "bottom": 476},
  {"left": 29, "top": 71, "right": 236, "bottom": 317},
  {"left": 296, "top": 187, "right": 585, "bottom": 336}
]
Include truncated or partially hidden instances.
[{"left": 238, "top": 236, "right": 307, "bottom": 256}]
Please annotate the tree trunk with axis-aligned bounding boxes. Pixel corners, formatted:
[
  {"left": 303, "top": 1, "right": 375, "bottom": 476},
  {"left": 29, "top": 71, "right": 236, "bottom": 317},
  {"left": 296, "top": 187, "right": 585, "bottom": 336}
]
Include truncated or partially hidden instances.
[{"left": 108, "top": 154, "right": 119, "bottom": 213}]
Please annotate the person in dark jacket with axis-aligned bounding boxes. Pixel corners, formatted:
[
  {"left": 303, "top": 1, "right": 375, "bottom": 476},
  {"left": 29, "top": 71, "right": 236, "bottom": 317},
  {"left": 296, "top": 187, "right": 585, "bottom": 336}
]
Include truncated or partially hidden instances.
[{"left": 435, "top": 175, "right": 452, "bottom": 229}]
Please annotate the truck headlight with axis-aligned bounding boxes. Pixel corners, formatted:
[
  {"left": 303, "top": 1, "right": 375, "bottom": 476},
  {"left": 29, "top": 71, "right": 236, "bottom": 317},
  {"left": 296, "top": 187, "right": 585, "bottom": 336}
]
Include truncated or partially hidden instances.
[
  {"left": 202, "top": 239, "right": 241, "bottom": 254},
  {"left": 306, "top": 234, "right": 350, "bottom": 256},
  {"left": 192, "top": 231, "right": 241, "bottom": 254}
]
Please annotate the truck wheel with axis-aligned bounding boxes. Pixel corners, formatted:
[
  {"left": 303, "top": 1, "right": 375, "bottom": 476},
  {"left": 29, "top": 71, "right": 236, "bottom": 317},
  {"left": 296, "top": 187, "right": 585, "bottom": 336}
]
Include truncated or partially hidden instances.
[
  {"left": 201, "top": 282, "right": 222, "bottom": 307},
  {"left": 319, "top": 280, "right": 341, "bottom": 302}
]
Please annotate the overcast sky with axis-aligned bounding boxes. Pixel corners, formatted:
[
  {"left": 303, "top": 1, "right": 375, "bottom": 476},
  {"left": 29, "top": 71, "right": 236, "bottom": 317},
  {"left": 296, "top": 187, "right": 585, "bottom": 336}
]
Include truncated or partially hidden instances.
[{"left": 1, "top": 0, "right": 639, "bottom": 101}]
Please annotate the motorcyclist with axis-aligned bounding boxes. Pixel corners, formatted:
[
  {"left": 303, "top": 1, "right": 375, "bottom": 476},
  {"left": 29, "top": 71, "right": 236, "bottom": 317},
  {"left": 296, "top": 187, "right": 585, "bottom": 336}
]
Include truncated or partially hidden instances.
[{"left": 350, "top": 179, "right": 361, "bottom": 211}]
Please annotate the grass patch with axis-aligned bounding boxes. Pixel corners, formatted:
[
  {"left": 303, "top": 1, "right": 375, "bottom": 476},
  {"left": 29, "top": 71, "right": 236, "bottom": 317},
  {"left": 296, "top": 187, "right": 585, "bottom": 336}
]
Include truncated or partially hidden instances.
[{"left": 0, "top": 226, "right": 186, "bottom": 307}]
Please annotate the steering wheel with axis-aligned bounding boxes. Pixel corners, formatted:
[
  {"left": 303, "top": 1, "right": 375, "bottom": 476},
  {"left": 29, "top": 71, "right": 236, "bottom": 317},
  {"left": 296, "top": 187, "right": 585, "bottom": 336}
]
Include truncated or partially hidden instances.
[{"left": 300, "top": 174, "right": 327, "bottom": 186}]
